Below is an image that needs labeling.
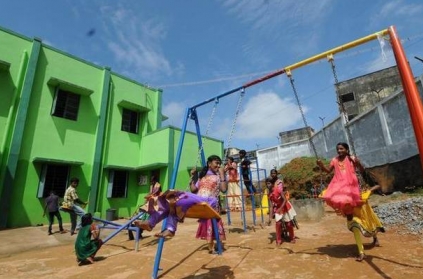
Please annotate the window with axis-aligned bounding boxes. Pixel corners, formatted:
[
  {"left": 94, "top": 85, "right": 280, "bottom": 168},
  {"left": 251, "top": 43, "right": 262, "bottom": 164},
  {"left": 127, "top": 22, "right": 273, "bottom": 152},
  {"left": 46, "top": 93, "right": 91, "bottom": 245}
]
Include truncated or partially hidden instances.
[
  {"left": 348, "top": 114, "right": 357, "bottom": 121},
  {"left": 107, "top": 170, "right": 128, "bottom": 198},
  {"left": 340, "top": 92, "right": 355, "bottom": 103},
  {"left": 121, "top": 108, "right": 139, "bottom": 134},
  {"left": 37, "top": 164, "right": 70, "bottom": 198},
  {"left": 51, "top": 88, "right": 81, "bottom": 121}
]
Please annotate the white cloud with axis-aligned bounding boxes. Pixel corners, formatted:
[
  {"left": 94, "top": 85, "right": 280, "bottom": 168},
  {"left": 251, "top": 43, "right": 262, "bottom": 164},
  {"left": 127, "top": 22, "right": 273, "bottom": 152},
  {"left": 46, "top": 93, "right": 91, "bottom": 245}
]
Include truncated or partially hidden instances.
[
  {"left": 162, "top": 102, "right": 188, "bottom": 126},
  {"left": 369, "top": 0, "right": 423, "bottom": 30},
  {"left": 379, "top": 0, "right": 423, "bottom": 17},
  {"left": 220, "top": 0, "right": 333, "bottom": 57},
  {"left": 213, "top": 91, "right": 305, "bottom": 142},
  {"left": 99, "top": 5, "right": 178, "bottom": 81},
  {"left": 221, "top": 0, "right": 332, "bottom": 32},
  {"left": 360, "top": 42, "right": 396, "bottom": 73}
]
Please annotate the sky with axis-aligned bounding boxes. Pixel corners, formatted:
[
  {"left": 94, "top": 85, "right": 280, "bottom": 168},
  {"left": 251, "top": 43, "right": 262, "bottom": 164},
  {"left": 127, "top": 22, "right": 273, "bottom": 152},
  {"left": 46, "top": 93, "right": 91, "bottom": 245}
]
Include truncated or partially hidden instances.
[{"left": 1, "top": 0, "right": 423, "bottom": 152}]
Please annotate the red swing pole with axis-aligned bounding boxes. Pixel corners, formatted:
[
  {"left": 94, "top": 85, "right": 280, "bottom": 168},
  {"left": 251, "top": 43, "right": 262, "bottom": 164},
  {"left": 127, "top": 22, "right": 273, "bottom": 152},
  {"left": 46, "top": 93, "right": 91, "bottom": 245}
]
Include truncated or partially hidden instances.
[{"left": 388, "top": 26, "right": 423, "bottom": 171}]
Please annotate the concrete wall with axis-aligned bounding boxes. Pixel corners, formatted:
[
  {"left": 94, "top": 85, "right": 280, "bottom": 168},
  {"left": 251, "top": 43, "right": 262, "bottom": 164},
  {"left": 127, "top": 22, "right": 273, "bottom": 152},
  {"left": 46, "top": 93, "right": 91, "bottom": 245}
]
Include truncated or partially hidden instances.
[
  {"left": 337, "top": 66, "right": 403, "bottom": 119},
  {"left": 291, "top": 199, "right": 325, "bottom": 222},
  {"left": 257, "top": 75, "right": 423, "bottom": 190}
]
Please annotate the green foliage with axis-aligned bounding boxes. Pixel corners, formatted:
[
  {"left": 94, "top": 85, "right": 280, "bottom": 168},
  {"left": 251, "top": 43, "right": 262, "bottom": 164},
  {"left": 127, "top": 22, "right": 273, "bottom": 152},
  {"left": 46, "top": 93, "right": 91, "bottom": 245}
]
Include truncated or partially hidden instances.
[{"left": 279, "top": 157, "right": 333, "bottom": 199}]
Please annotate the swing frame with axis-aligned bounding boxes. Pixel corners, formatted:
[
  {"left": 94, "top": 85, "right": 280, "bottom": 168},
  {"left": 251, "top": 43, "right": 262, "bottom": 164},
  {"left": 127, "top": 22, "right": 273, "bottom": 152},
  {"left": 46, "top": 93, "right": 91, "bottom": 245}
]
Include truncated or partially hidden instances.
[{"left": 151, "top": 25, "right": 423, "bottom": 279}]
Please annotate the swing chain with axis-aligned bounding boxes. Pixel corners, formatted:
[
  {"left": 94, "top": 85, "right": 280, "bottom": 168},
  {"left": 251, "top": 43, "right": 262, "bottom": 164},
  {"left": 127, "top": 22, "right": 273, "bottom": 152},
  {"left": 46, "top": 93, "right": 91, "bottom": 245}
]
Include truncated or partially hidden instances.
[
  {"left": 195, "top": 98, "right": 219, "bottom": 167},
  {"left": 329, "top": 56, "right": 357, "bottom": 155},
  {"left": 225, "top": 88, "right": 245, "bottom": 158},
  {"left": 287, "top": 73, "right": 318, "bottom": 158},
  {"left": 328, "top": 56, "right": 364, "bottom": 190}
]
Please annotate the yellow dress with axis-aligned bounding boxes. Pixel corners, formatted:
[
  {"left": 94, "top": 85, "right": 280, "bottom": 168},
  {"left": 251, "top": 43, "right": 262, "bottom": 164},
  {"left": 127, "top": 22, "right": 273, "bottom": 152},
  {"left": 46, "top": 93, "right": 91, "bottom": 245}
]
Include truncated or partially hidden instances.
[{"left": 347, "top": 190, "right": 384, "bottom": 237}]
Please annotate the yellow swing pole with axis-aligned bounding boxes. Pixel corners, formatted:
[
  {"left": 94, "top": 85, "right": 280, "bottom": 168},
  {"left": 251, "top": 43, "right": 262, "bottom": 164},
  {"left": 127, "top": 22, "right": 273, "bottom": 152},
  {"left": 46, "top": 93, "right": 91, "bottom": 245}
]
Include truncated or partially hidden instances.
[{"left": 283, "top": 29, "right": 389, "bottom": 73}]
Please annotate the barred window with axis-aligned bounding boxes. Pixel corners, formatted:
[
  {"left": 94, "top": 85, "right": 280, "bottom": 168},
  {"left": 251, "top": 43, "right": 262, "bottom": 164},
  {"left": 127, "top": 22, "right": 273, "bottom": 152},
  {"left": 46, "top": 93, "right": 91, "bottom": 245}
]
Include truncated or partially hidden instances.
[
  {"left": 107, "top": 170, "right": 128, "bottom": 198},
  {"left": 51, "top": 89, "right": 81, "bottom": 121},
  {"left": 37, "top": 164, "right": 70, "bottom": 198},
  {"left": 121, "top": 108, "right": 139, "bottom": 134},
  {"left": 340, "top": 92, "right": 355, "bottom": 103}
]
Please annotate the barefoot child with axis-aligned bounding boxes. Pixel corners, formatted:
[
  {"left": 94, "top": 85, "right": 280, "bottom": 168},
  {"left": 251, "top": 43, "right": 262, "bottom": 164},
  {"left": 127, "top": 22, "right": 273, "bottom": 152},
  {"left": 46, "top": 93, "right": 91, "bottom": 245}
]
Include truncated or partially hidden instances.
[
  {"left": 317, "top": 142, "right": 384, "bottom": 261},
  {"left": 75, "top": 213, "right": 102, "bottom": 265}
]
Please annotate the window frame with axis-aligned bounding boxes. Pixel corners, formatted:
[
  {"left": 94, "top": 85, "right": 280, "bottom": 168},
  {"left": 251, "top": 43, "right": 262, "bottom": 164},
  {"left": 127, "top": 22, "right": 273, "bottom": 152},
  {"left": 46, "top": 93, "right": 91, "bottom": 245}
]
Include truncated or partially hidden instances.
[
  {"left": 121, "top": 108, "right": 140, "bottom": 134},
  {"left": 37, "top": 164, "right": 70, "bottom": 198},
  {"left": 51, "top": 87, "right": 81, "bottom": 121},
  {"left": 340, "top": 92, "right": 355, "bottom": 103},
  {"left": 107, "top": 170, "right": 129, "bottom": 198}
]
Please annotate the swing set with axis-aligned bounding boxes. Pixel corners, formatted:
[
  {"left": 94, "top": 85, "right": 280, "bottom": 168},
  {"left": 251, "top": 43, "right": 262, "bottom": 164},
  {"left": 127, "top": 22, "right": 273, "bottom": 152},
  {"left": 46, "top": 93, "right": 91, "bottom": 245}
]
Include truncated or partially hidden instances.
[{"left": 149, "top": 26, "right": 422, "bottom": 279}]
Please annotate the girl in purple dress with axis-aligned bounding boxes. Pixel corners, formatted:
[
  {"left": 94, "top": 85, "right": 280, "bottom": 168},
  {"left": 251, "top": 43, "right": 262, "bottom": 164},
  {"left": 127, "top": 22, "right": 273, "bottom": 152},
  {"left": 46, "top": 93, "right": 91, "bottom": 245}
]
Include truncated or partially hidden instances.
[{"left": 134, "top": 190, "right": 218, "bottom": 238}]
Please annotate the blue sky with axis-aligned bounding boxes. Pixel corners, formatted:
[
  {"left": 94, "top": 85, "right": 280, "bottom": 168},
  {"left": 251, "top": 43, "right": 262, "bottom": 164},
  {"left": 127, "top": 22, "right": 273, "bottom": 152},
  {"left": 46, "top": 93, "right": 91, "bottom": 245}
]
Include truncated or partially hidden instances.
[{"left": 1, "top": 0, "right": 423, "bottom": 151}]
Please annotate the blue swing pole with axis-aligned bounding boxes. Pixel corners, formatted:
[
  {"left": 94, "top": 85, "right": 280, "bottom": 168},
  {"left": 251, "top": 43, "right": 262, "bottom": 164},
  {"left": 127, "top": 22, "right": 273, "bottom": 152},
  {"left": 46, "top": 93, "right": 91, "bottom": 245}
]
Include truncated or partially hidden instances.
[
  {"left": 191, "top": 108, "right": 207, "bottom": 166},
  {"left": 249, "top": 167, "right": 257, "bottom": 226},
  {"left": 225, "top": 190, "right": 232, "bottom": 225},
  {"left": 152, "top": 87, "right": 245, "bottom": 278},
  {"left": 151, "top": 107, "right": 191, "bottom": 279},
  {"left": 192, "top": 104, "right": 224, "bottom": 254},
  {"left": 238, "top": 165, "right": 247, "bottom": 233},
  {"left": 255, "top": 161, "right": 265, "bottom": 224}
]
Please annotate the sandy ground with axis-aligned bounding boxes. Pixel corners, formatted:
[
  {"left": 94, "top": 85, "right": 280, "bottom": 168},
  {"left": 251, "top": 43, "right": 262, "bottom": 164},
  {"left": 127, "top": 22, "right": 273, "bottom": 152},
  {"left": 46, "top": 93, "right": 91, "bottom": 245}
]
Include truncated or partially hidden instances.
[{"left": 0, "top": 203, "right": 422, "bottom": 279}]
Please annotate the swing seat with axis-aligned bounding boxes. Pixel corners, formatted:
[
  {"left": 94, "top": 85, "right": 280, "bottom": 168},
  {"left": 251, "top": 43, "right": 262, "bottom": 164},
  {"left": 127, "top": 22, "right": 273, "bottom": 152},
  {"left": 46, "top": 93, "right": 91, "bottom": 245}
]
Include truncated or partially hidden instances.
[
  {"left": 159, "top": 190, "right": 221, "bottom": 220},
  {"left": 59, "top": 205, "right": 74, "bottom": 213},
  {"left": 360, "top": 190, "right": 371, "bottom": 202},
  {"left": 185, "top": 202, "right": 221, "bottom": 220}
]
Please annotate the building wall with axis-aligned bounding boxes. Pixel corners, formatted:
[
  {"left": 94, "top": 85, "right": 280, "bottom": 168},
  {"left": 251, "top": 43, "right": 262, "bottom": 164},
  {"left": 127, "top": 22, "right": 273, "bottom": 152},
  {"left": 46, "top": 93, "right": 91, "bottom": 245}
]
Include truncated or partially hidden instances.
[
  {"left": 8, "top": 44, "right": 105, "bottom": 227},
  {"left": 336, "top": 66, "right": 403, "bottom": 119},
  {"left": 279, "top": 127, "right": 314, "bottom": 144},
  {"left": 0, "top": 26, "right": 223, "bottom": 228},
  {"left": 0, "top": 30, "right": 33, "bottom": 197},
  {"left": 257, "top": 76, "right": 423, "bottom": 191}
]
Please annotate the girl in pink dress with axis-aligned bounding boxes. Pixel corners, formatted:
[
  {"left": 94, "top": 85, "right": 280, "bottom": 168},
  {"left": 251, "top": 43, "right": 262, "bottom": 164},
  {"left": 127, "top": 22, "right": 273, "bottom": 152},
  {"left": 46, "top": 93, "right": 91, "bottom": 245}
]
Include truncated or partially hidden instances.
[
  {"left": 317, "top": 142, "right": 363, "bottom": 215},
  {"left": 317, "top": 142, "right": 385, "bottom": 262},
  {"left": 190, "top": 155, "right": 227, "bottom": 254}
]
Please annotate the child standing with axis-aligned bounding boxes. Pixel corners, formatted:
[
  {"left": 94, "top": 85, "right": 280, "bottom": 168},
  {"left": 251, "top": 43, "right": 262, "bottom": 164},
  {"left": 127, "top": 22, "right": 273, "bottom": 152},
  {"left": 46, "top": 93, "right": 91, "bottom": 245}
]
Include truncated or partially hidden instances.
[
  {"left": 224, "top": 156, "right": 242, "bottom": 211},
  {"left": 43, "top": 191, "right": 66, "bottom": 235},
  {"left": 268, "top": 169, "right": 297, "bottom": 245}
]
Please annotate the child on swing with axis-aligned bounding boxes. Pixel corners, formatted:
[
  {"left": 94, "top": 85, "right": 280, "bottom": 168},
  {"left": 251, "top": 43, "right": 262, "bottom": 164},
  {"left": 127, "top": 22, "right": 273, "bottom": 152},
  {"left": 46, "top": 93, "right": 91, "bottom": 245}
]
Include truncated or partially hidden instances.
[
  {"left": 190, "top": 155, "right": 227, "bottom": 253},
  {"left": 317, "top": 142, "right": 384, "bottom": 261},
  {"left": 134, "top": 154, "right": 227, "bottom": 253},
  {"left": 134, "top": 189, "right": 219, "bottom": 238}
]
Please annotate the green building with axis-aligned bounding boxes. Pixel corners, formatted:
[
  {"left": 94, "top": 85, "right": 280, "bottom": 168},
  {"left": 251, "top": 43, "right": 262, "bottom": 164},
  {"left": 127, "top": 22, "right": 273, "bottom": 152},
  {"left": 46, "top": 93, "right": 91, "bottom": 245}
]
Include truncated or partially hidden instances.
[{"left": 0, "top": 26, "right": 223, "bottom": 229}]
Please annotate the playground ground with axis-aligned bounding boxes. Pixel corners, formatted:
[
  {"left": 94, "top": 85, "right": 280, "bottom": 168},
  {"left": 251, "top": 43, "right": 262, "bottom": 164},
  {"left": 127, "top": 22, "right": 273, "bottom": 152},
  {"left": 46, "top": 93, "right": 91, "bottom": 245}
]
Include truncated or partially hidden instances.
[{"left": 0, "top": 201, "right": 422, "bottom": 279}]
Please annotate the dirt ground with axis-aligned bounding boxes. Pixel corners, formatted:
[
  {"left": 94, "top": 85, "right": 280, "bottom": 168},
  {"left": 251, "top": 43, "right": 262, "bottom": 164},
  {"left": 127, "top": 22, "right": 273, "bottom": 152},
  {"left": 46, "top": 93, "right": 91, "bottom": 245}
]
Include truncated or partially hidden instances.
[{"left": 0, "top": 200, "right": 422, "bottom": 279}]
